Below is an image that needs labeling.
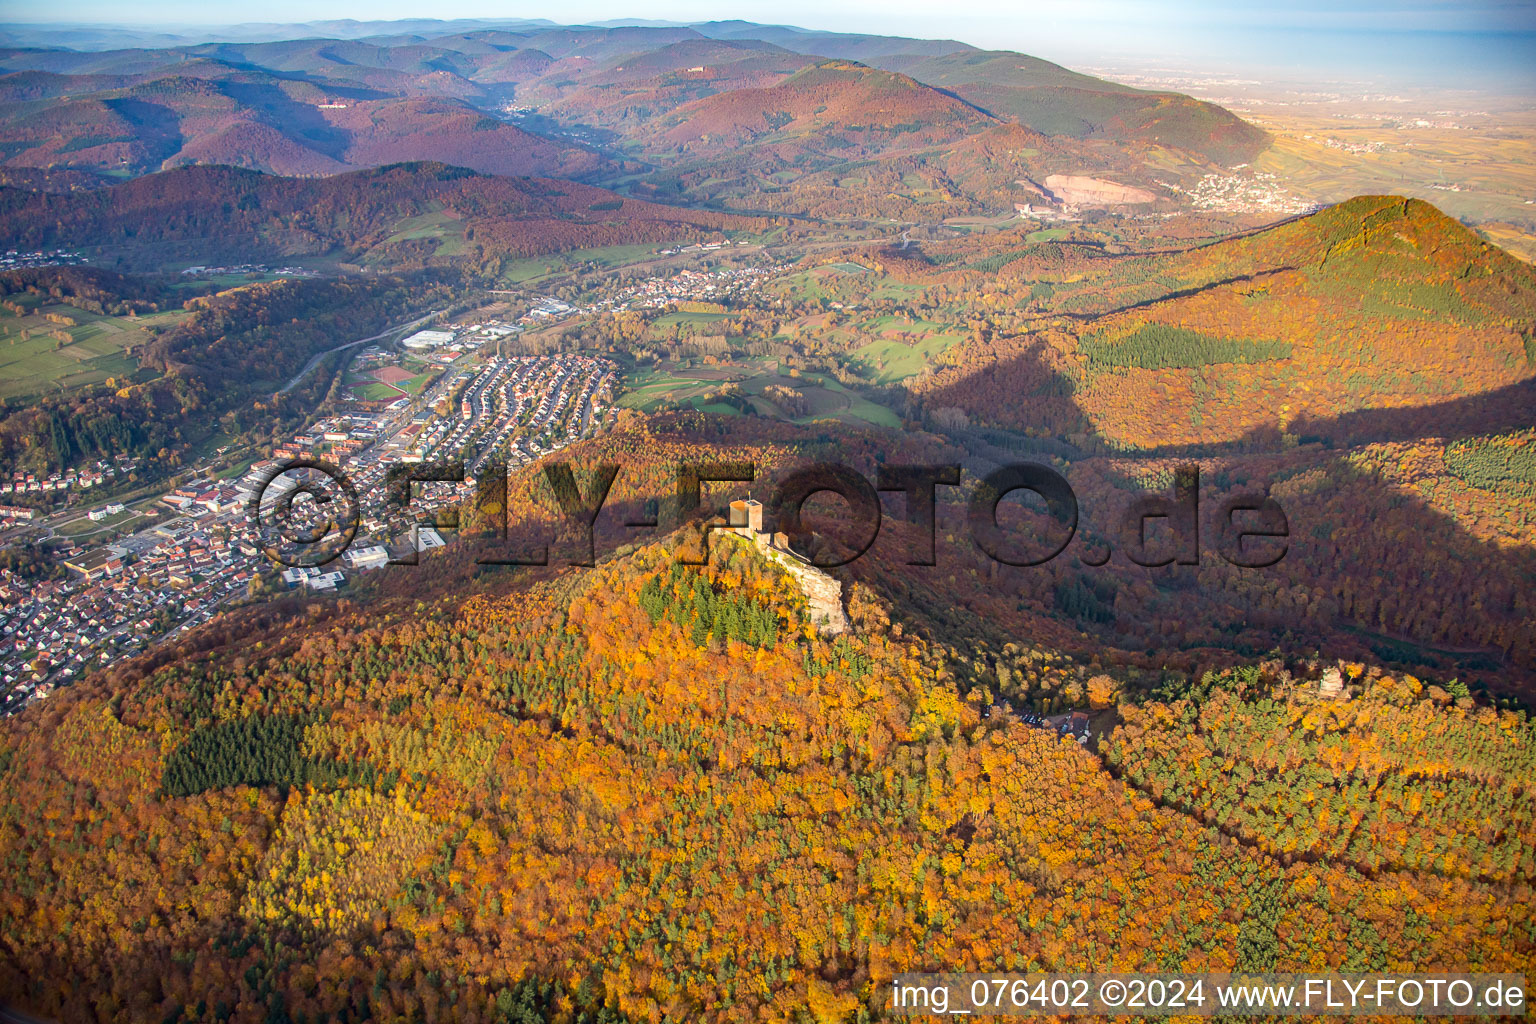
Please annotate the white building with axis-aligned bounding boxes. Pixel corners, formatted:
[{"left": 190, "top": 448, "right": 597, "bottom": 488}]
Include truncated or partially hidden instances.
[
  {"left": 344, "top": 545, "right": 391, "bottom": 570},
  {"left": 402, "top": 329, "right": 458, "bottom": 350}
]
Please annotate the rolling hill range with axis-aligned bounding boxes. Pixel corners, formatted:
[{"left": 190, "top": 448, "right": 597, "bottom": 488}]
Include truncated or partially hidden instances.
[
  {"left": 869, "top": 50, "right": 1268, "bottom": 162},
  {"left": 0, "top": 161, "right": 761, "bottom": 269},
  {"left": 647, "top": 60, "right": 986, "bottom": 149},
  {"left": 517, "top": 38, "right": 814, "bottom": 123},
  {"left": 0, "top": 20, "right": 1268, "bottom": 207},
  {"left": 0, "top": 67, "right": 609, "bottom": 179}
]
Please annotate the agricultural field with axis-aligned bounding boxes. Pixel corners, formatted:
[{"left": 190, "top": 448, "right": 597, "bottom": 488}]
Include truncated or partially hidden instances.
[
  {"left": 0, "top": 302, "right": 178, "bottom": 402},
  {"left": 1477, "top": 222, "right": 1536, "bottom": 263},
  {"left": 1248, "top": 105, "right": 1536, "bottom": 260}
]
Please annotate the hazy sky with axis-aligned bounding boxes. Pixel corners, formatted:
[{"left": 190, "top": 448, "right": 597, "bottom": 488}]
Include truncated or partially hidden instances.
[
  {"left": 2, "top": 0, "right": 1533, "bottom": 91},
  {"left": 1, "top": 0, "right": 1530, "bottom": 29}
]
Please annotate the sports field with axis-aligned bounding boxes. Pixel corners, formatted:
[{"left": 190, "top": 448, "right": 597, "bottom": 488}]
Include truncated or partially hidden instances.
[{"left": 349, "top": 380, "right": 406, "bottom": 402}]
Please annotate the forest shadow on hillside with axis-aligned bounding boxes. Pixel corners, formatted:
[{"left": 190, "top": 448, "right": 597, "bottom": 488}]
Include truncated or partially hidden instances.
[
  {"left": 263, "top": 340, "right": 1536, "bottom": 698},
  {"left": 881, "top": 343, "right": 1536, "bottom": 694},
  {"left": 1146, "top": 377, "right": 1536, "bottom": 459}
]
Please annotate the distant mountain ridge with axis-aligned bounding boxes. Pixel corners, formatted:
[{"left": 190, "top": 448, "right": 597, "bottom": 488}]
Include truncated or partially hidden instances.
[{"left": 0, "top": 19, "right": 1269, "bottom": 197}]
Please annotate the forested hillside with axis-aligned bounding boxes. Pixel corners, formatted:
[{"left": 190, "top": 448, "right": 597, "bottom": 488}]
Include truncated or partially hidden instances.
[
  {"left": 0, "top": 162, "right": 763, "bottom": 271},
  {"left": 910, "top": 196, "right": 1536, "bottom": 448},
  {"left": 0, "top": 268, "right": 461, "bottom": 476},
  {"left": 0, "top": 531, "right": 1528, "bottom": 1022}
]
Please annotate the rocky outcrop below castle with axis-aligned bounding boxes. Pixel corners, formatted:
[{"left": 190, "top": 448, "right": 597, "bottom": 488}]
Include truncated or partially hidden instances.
[{"left": 769, "top": 550, "right": 848, "bottom": 636}]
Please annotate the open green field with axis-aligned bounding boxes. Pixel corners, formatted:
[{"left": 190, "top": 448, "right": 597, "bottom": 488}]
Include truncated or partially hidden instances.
[
  {"left": 349, "top": 381, "right": 405, "bottom": 402},
  {"left": 836, "top": 314, "right": 965, "bottom": 384},
  {"left": 400, "top": 372, "right": 437, "bottom": 394},
  {"left": 617, "top": 358, "right": 901, "bottom": 429},
  {"left": 616, "top": 366, "right": 734, "bottom": 411},
  {"left": 499, "top": 260, "right": 556, "bottom": 286},
  {"left": 169, "top": 271, "right": 298, "bottom": 290},
  {"left": 738, "top": 225, "right": 785, "bottom": 245},
  {"left": 53, "top": 507, "right": 141, "bottom": 538},
  {"left": 855, "top": 314, "right": 955, "bottom": 337},
  {"left": 695, "top": 402, "right": 742, "bottom": 416},
  {"left": 790, "top": 375, "right": 902, "bottom": 429},
  {"left": 766, "top": 270, "right": 834, "bottom": 303},
  {"left": 498, "top": 242, "right": 677, "bottom": 286},
  {"left": 385, "top": 205, "right": 469, "bottom": 258},
  {"left": 652, "top": 311, "right": 731, "bottom": 329},
  {"left": 848, "top": 333, "right": 961, "bottom": 384},
  {"left": 0, "top": 303, "right": 179, "bottom": 402},
  {"left": 770, "top": 261, "right": 917, "bottom": 304},
  {"left": 215, "top": 455, "right": 257, "bottom": 482}
]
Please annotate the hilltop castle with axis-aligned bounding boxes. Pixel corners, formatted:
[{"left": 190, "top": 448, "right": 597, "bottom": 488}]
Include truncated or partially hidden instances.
[{"left": 725, "top": 498, "right": 846, "bottom": 635}]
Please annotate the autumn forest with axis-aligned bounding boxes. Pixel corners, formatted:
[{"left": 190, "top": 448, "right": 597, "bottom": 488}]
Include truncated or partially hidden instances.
[{"left": 0, "top": 13, "right": 1533, "bottom": 1024}]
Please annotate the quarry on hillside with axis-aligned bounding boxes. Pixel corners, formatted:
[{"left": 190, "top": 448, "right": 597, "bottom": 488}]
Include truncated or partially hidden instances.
[{"left": 1043, "top": 174, "right": 1160, "bottom": 207}]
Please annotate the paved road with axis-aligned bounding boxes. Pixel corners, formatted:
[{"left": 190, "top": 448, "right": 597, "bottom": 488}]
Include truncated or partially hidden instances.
[{"left": 278, "top": 310, "right": 441, "bottom": 394}]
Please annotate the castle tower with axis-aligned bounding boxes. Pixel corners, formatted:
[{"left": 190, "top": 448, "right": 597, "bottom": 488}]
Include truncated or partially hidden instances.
[{"left": 729, "top": 498, "right": 765, "bottom": 534}]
